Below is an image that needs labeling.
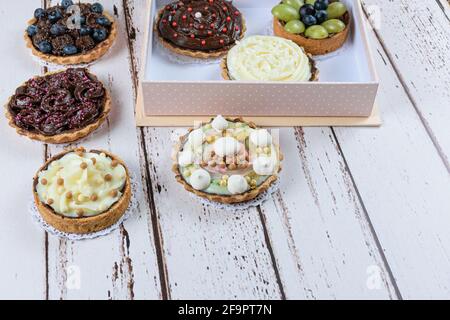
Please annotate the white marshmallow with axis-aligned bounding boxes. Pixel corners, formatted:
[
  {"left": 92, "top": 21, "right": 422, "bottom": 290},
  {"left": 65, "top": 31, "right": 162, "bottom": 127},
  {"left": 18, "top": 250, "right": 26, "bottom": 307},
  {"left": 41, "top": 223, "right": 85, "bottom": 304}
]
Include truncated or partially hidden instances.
[
  {"left": 188, "top": 128, "right": 204, "bottom": 147},
  {"left": 213, "top": 137, "right": 240, "bottom": 157},
  {"left": 178, "top": 150, "right": 194, "bottom": 167}
]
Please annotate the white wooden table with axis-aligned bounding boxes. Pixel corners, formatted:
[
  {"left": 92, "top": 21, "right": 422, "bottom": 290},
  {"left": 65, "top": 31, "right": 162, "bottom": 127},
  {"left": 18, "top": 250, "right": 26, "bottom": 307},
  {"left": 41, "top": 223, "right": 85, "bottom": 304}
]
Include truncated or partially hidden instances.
[{"left": 0, "top": 0, "right": 449, "bottom": 300}]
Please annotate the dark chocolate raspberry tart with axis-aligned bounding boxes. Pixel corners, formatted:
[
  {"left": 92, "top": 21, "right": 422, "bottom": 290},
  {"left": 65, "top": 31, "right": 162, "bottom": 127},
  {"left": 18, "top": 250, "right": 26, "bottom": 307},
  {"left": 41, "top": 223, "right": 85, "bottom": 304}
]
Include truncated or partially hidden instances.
[
  {"left": 25, "top": 2, "right": 117, "bottom": 65},
  {"left": 5, "top": 68, "right": 111, "bottom": 144},
  {"left": 156, "top": 0, "right": 246, "bottom": 58}
]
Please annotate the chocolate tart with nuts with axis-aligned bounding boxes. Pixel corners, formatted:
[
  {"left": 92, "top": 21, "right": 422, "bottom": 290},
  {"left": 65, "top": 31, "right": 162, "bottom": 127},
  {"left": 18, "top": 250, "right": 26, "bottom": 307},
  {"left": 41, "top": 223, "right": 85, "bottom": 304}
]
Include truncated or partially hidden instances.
[
  {"left": 5, "top": 68, "right": 111, "bottom": 144},
  {"left": 173, "top": 116, "right": 283, "bottom": 204},
  {"left": 25, "top": 2, "right": 117, "bottom": 65},
  {"left": 33, "top": 147, "right": 131, "bottom": 234},
  {"left": 155, "top": 0, "right": 246, "bottom": 59}
]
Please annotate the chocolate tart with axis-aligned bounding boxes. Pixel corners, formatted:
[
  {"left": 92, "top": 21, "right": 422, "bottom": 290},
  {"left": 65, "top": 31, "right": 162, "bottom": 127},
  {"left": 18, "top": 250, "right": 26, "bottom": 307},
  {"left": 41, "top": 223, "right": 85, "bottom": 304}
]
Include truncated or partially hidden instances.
[
  {"left": 273, "top": 11, "right": 350, "bottom": 56},
  {"left": 5, "top": 68, "right": 110, "bottom": 144},
  {"left": 220, "top": 54, "right": 319, "bottom": 82},
  {"left": 173, "top": 116, "right": 283, "bottom": 204},
  {"left": 155, "top": 0, "right": 246, "bottom": 59},
  {"left": 25, "top": 3, "right": 117, "bottom": 65},
  {"left": 33, "top": 148, "right": 131, "bottom": 234}
]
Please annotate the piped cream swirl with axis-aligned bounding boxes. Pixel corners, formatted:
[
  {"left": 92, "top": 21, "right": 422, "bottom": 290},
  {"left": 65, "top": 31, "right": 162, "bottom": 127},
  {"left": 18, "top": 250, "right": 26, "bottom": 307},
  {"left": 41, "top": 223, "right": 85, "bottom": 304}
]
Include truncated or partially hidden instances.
[{"left": 227, "top": 35, "right": 312, "bottom": 82}]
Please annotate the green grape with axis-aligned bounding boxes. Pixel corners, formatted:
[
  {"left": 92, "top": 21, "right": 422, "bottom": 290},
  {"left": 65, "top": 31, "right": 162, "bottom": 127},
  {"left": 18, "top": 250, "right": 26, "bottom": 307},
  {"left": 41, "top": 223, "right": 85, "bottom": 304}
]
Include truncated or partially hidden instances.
[
  {"left": 284, "top": 20, "right": 306, "bottom": 34},
  {"left": 327, "top": 2, "right": 347, "bottom": 19},
  {"left": 272, "top": 4, "right": 300, "bottom": 22},
  {"left": 305, "top": 25, "right": 329, "bottom": 39},
  {"left": 305, "top": 0, "right": 316, "bottom": 5},
  {"left": 321, "top": 19, "right": 346, "bottom": 33},
  {"left": 282, "top": 0, "right": 304, "bottom": 11}
]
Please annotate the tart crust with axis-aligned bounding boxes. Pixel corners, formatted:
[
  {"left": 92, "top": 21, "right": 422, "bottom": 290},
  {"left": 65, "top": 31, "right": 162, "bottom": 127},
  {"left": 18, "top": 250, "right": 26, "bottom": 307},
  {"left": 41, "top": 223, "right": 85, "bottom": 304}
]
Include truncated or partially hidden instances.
[
  {"left": 4, "top": 70, "right": 111, "bottom": 144},
  {"left": 33, "top": 148, "right": 132, "bottom": 234},
  {"left": 273, "top": 12, "right": 351, "bottom": 56},
  {"left": 172, "top": 117, "right": 283, "bottom": 204},
  {"left": 220, "top": 54, "right": 319, "bottom": 81},
  {"left": 24, "top": 12, "right": 117, "bottom": 65},
  {"left": 155, "top": 8, "right": 247, "bottom": 59}
]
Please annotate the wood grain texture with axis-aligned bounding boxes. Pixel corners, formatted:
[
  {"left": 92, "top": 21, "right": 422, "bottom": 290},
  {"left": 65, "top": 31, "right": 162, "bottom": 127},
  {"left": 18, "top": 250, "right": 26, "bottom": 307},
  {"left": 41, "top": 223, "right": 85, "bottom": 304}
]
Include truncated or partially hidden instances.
[
  {"left": 0, "top": 0, "right": 46, "bottom": 299},
  {"left": 333, "top": 7, "right": 450, "bottom": 299},
  {"left": 259, "top": 127, "right": 399, "bottom": 299},
  {"left": 362, "top": 0, "right": 450, "bottom": 167},
  {"left": 44, "top": 0, "right": 161, "bottom": 300}
]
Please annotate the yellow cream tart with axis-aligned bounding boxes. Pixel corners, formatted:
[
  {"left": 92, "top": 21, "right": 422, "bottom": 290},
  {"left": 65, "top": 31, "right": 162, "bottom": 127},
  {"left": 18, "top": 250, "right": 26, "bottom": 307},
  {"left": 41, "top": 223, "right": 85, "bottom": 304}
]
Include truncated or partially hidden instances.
[
  {"left": 33, "top": 147, "right": 131, "bottom": 234},
  {"left": 222, "top": 35, "right": 318, "bottom": 82},
  {"left": 173, "top": 115, "right": 283, "bottom": 204}
]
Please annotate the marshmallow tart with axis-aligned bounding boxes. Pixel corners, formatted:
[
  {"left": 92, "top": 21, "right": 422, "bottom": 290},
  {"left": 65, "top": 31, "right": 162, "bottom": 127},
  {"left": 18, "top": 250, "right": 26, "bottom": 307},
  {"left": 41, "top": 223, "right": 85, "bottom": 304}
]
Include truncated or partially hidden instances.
[
  {"left": 33, "top": 147, "right": 131, "bottom": 234},
  {"left": 25, "top": 1, "right": 117, "bottom": 65},
  {"left": 155, "top": 0, "right": 246, "bottom": 58},
  {"left": 5, "top": 68, "right": 110, "bottom": 144},
  {"left": 173, "top": 116, "right": 283, "bottom": 204}
]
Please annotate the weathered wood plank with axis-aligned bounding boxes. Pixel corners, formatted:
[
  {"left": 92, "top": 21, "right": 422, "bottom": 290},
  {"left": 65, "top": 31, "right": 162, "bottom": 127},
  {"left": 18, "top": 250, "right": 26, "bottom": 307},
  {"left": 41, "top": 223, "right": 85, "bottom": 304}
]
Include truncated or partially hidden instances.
[
  {"left": 45, "top": 0, "right": 161, "bottom": 300},
  {"left": 259, "top": 127, "right": 399, "bottom": 299},
  {"left": 0, "top": 0, "right": 46, "bottom": 299},
  {"left": 362, "top": 0, "right": 450, "bottom": 166},
  {"left": 333, "top": 10, "right": 450, "bottom": 299}
]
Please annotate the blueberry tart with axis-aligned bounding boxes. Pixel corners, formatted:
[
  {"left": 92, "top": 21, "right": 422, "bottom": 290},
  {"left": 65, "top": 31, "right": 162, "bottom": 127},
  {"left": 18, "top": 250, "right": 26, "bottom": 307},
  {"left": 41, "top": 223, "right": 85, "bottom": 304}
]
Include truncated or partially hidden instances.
[
  {"left": 221, "top": 35, "right": 318, "bottom": 82},
  {"left": 33, "top": 147, "right": 131, "bottom": 234},
  {"left": 272, "top": 0, "right": 350, "bottom": 55},
  {"left": 5, "top": 68, "right": 111, "bottom": 144},
  {"left": 155, "top": 0, "right": 246, "bottom": 58},
  {"left": 173, "top": 116, "right": 283, "bottom": 204},
  {"left": 25, "top": 1, "right": 117, "bottom": 65}
]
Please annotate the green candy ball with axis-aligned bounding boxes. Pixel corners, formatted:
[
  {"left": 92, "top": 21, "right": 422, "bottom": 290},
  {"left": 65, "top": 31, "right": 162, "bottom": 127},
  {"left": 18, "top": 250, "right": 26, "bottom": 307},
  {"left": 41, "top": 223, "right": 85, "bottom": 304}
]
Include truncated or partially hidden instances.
[
  {"left": 321, "top": 19, "right": 346, "bottom": 34},
  {"left": 327, "top": 2, "right": 347, "bottom": 19}
]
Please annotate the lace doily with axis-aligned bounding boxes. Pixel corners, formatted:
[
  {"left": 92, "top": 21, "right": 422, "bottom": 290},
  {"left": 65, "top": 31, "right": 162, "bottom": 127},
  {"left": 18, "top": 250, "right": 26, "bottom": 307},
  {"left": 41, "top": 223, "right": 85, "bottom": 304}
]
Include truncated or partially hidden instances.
[{"left": 29, "top": 173, "right": 139, "bottom": 241}]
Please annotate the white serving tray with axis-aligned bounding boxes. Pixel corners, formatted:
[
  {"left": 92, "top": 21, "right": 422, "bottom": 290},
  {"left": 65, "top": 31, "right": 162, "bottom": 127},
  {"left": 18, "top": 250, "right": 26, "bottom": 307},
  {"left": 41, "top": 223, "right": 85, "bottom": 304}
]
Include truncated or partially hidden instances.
[{"left": 136, "top": 0, "right": 381, "bottom": 126}]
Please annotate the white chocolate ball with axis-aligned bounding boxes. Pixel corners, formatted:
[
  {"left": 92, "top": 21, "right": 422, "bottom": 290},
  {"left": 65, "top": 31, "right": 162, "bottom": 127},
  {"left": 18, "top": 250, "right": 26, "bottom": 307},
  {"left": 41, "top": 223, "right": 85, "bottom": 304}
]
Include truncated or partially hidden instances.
[
  {"left": 190, "top": 169, "right": 211, "bottom": 190},
  {"left": 227, "top": 175, "right": 249, "bottom": 195},
  {"left": 214, "top": 137, "right": 240, "bottom": 157},
  {"left": 253, "top": 156, "right": 275, "bottom": 175},
  {"left": 250, "top": 129, "right": 272, "bottom": 147},
  {"left": 211, "top": 115, "right": 228, "bottom": 132}
]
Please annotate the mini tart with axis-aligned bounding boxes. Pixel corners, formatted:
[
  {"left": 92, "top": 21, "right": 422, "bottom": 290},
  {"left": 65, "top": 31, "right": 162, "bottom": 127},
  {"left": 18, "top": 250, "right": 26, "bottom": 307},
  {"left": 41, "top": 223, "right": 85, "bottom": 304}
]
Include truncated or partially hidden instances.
[
  {"left": 273, "top": 12, "right": 351, "bottom": 56},
  {"left": 173, "top": 116, "right": 283, "bottom": 204},
  {"left": 220, "top": 35, "right": 319, "bottom": 82},
  {"left": 25, "top": 4, "right": 117, "bottom": 65},
  {"left": 33, "top": 147, "right": 131, "bottom": 234},
  {"left": 5, "top": 68, "right": 110, "bottom": 144},
  {"left": 155, "top": 0, "right": 246, "bottom": 59}
]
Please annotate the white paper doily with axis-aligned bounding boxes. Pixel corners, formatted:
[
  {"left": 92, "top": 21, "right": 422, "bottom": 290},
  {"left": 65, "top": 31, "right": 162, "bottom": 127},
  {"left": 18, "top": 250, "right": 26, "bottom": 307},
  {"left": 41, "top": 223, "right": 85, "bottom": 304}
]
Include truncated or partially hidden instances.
[
  {"left": 29, "top": 173, "right": 139, "bottom": 241},
  {"left": 190, "top": 179, "right": 280, "bottom": 211}
]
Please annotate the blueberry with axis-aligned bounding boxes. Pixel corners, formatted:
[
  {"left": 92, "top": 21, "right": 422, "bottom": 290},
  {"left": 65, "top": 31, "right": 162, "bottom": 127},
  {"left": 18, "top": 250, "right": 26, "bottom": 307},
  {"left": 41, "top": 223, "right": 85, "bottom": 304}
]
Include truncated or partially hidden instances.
[
  {"left": 314, "top": 0, "right": 329, "bottom": 11},
  {"left": 38, "top": 41, "right": 52, "bottom": 53},
  {"left": 91, "top": 3, "right": 103, "bottom": 13},
  {"left": 80, "top": 26, "right": 92, "bottom": 36},
  {"left": 96, "top": 16, "right": 111, "bottom": 26},
  {"left": 92, "top": 28, "right": 108, "bottom": 42},
  {"left": 299, "top": 4, "right": 315, "bottom": 18},
  {"left": 61, "top": 0, "right": 74, "bottom": 9},
  {"left": 302, "top": 15, "right": 317, "bottom": 26},
  {"left": 50, "top": 24, "right": 66, "bottom": 36},
  {"left": 63, "top": 44, "right": 78, "bottom": 55},
  {"left": 27, "top": 25, "right": 38, "bottom": 36},
  {"left": 34, "top": 8, "right": 46, "bottom": 19},
  {"left": 48, "top": 9, "right": 62, "bottom": 23},
  {"left": 315, "top": 10, "right": 328, "bottom": 24}
]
